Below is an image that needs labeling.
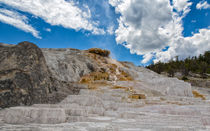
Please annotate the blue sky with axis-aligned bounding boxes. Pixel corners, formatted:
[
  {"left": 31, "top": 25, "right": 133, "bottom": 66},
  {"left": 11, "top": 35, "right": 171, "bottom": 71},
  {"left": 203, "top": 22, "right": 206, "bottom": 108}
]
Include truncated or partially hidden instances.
[
  {"left": 182, "top": 0, "right": 210, "bottom": 37},
  {"left": 0, "top": 0, "right": 209, "bottom": 66}
]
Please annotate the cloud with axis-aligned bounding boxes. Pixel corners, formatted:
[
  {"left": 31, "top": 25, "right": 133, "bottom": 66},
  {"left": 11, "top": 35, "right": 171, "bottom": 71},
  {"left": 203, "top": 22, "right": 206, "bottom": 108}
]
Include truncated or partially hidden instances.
[
  {"left": 142, "top": 53, "right": 153, "bottom": 64},
  {"left": 173, "top": 0, "right": 192, "bottom": 16},
  {"left": 107, "top": 25, "right": 114, "bottom": 35},
  {"left": 0, "top": 8, "right": 40, "bottom": 38},
  {"left": 109, "top": 0, "right": 174, "bottom": 55},
  {"left": 196, "top": 1, "right": 210, "bottom": 10},
  {"left": 155, "top": 28, "right": 210, "bottom": 63},
  {"left": 0, "top": 0, "right": 105, "bottom": 36},
  {"left": 109, "top": 0, "right": 210, "bottom": 64},
  {"left": 77, "top": 0, "right": 116, "bottom": 35},
  {"left": 44, "top": 28, "right": 51, "bottom": 32}
]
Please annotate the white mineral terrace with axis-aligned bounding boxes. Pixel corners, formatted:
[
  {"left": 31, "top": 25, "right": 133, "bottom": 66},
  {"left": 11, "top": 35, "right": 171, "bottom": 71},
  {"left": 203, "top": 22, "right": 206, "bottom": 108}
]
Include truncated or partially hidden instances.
[{"left": 0, "top": 80, "right": 210, "bottom": 131}]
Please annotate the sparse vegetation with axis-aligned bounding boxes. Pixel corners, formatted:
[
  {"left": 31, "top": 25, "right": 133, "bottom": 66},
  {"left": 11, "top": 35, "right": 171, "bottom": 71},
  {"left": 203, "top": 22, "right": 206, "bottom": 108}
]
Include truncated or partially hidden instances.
[
  {"left": 108, "top": 64, "right": 117, "bottom": 73},
  {"left": 84, "top": 48, "right": 134, "bottom": 83},
  {"left": 85, "top": 81, "right": 111, "bottom": 90},
  {"left": 128, "top": 94, "right": 146, "bottom": 99},
  {"left": 80, "top": 72, "right": 109, "bottom": 83},
  {"left": 118, "top": 69, "right": 133, "bottom": 81},
  {"left": 111, "top": 85, "right": 133, "bottom": 92},
  {"left": 192, "top": 90, "right": 206, "bottom": 100},
  {"left": 80, "top": 75, "right": 92, "bottom": 83},
  {"left": 87, "top": 84, "right": 98, "bottom": 90},
  {"left": 85, "top": 50, "right": 108, "bottom": 65},
  {"left": 111, "top": 85, "right": 146, "bottom": 100},
  {"left": 87, "top": 48, "right": 110, "bottom": 57},
  {"left": 181, "top": 76, "right": 188, "bottom": 81},
  {"left": 112, "top": 85, "right": 128, "bottom": 90}
]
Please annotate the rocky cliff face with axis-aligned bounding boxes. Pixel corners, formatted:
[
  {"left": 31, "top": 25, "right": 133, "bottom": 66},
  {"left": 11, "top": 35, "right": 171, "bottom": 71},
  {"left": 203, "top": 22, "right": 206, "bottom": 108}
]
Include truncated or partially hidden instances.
[
  {"left": 0, "top": 42, "right": 56, "bottom": 108},
  {"left": 0, "top": 42, "right": 79, "bottom": 108}
]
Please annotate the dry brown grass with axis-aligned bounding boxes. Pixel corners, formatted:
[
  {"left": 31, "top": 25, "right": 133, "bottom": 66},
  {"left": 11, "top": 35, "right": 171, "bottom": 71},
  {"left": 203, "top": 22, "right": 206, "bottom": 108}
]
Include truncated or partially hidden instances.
[
  {"left": 87, "top": 81, "right": 111, "bottom": 90},
  {"left": 91, "top": 72, "right": 109, "bottom": 81},
  {"left": 118, "top": 76, "right": 132, "bottom": 81},
  {"left": 80, "top": 72, "right": 109, "bottom": 83},
  {"left": 111, "top": 85, "right": 133, "bottom": 92},
  {"left": 80, "top": 76, "right": 93, "bottom": 83},
  {"left": 85, "top": 51, "right": 108, "bottom": 66},
  {"left": 118, "top": 69, "right": 133, "bottom": 81},
  {"left": 166, "top": 101, "right": 185, "bottom": 106},
  {"left": 87, "top": 84, "right": 98, "bottom": 90},
  {"left": 108, "top": 64, "right": 117, "bottom": 73},
  {"left": 192, "top": 90, "right": 206, "bottom": 100},
  {"left": 111, "top": 85, "right": 128, "bottom": 90},
  {"left": 87, "top": 48, "right": 110, "bottom": 57},
  {"left": 79, "top": 80, "right": 110, "bottom": 90},
  {"left": 128, "top": 94, "right": 146, "bottom": 99}
]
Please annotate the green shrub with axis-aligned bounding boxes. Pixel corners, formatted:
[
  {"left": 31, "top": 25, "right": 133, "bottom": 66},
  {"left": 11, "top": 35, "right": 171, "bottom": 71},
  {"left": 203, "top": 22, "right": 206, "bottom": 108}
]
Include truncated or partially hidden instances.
[{"left": 181, "top": 76, "right": 188, "bottom": 81}]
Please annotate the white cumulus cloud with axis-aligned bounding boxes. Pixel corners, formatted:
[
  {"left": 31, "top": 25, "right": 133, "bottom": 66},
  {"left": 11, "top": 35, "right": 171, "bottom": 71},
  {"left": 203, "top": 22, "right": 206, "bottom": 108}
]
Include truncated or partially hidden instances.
[
  {"left": 111, "top": 0, "right": 173, "bottom": 55},
  {"left": 0, "top": 8, "right": 40, "bottom": 38},
  {"left": 109, "top": 0, "right": 210, "bottom": 64},
  {"left": 196, "top": 1, "right": 210, "bottom": 10},
  {"left": 0, "top": 0, "right": 105, "bottom": 37},
  {"left": 155, "top": 28, "right": 210, "bottom": 63}
]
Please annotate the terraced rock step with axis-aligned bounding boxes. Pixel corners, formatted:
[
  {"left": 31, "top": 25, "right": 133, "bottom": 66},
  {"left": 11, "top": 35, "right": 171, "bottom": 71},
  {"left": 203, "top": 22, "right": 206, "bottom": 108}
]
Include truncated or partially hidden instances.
[{"left": 1, "top": 81, "right": 210, "bottom": 131}]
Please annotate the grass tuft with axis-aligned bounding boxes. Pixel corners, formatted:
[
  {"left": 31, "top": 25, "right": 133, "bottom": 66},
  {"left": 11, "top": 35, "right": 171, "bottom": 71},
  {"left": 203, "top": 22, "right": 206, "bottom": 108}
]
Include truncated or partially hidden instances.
[
  {"left": 118, "top": 69, "right": 133, "bottom": 81},
  {"left": 80, "top": 72, "right": 109, "bottom": 83},
  {"left": 111, "top": 85, "right": 133, "bottom": 92},
  {"left": 128, "top": 94, "right": 146, "bottom": 99},
  {"left": 192, "top": 90, "right": 206, "bottom": 100},
  {"left": 108, "top": 64, "right": 117, "bottom": 73},
  {"left": 87, "top": 48, "right": 110, "bottom": 57}
]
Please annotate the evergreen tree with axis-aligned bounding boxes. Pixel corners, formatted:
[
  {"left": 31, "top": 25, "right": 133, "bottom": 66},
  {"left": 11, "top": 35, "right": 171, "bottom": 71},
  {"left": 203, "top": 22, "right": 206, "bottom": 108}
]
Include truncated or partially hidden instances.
[{"left": 146, "top": 51, "right": 210, "bottom": 77}]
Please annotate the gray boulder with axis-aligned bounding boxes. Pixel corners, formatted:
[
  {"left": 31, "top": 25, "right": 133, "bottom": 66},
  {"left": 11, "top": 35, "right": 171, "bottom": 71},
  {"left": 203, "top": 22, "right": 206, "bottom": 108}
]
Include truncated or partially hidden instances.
[{"left": 0, "top": 42, "right": 57, "bottom": 108}]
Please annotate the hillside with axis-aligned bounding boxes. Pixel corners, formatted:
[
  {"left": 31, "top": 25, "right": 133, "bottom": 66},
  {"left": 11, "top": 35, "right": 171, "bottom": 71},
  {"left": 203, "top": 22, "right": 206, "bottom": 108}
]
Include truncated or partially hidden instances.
[
  {"left": 0, "top": 42, "right": 210, "bottom": 130},
  {"left": 147, "top": 51, "right": 210, "bottom": 76},
  {"left": 147, "top": 52, "right": 210, "bottom": 88}
]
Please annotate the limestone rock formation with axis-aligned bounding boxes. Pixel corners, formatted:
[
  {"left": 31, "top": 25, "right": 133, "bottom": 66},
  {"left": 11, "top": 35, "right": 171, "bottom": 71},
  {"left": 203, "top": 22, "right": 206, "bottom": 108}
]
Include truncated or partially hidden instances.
[
  {"left": 1, "top": 81, "right": 210, "bottom": 130},
  {"left": 123, "top": 63, "right": 193, "bottom": 97},
  {"left": 42, "top": 48, "right": 98, "bottom": 82},
  {"left": 1, "top": 42, "right": 209, "bottom": 130}
]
